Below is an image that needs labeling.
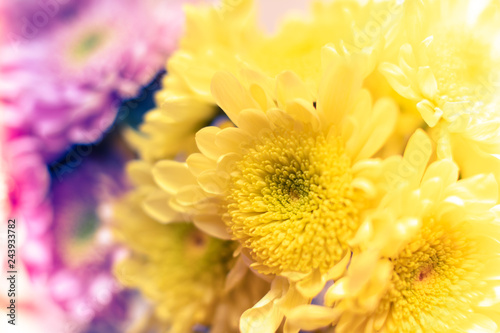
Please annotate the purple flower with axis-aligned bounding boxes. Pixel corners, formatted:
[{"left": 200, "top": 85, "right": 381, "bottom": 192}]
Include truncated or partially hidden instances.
[
  {"left": 22, "top": 151, "right": 131, "bottom": 326},
  {"left": 1, "top": 0, "right": 187, "bottom": 161},
  {"left": 2, "top": 125, "right": 135, "bottom": 330},
  {"left": 1, "top": 0, "right": 191, "bottom": 329}
]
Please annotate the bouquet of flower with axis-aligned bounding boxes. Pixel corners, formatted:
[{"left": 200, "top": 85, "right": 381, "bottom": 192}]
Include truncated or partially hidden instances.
[{"left": 2, "top": 0, "right": 500, "bottom": 332}]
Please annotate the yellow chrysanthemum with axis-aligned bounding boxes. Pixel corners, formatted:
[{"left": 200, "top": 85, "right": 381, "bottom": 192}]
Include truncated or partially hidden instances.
[
  {"left": 128, "top": 0, "right": 411, "bottom": 162},
  {"left": 380, "top": 0, "right": 500, "bottom": 193},
  {"left": 149, "top": 52, "right": 398, "bottom": 331},
  {"left": 113, "top": 169, "right": 269, "bottom": 333},
  {"left": 382, "top": 0, "right": 500, "bottom": 123},
  {"left": 159, "top": 57, "right": 397, "bottom": 275},
  {"left": 323, "top": 130, "right": 500, "bottom": 333}
]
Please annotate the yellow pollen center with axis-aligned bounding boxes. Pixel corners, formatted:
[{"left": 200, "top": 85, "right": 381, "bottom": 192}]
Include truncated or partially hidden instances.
[{"left": 227, "top": 127, "right": 361, "bottom": 275}]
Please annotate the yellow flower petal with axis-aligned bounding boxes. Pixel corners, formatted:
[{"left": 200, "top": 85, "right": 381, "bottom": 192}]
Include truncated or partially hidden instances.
[
  {"left": 317, "top": 61, "right": 362, "bottom": 128},
  {"left": 326, "top": 251, "right": 351, "bottom": 281},
  {"left": 378, "top": 62, "right": 417, "bottom": 100},
  {"left": 276, "top": 71, "right": 313, "bottom": 108},
  {"left": 295, "top": 269, "right": 324, "bottom": 299},
  {"left": 197, "top": 169, "right": 231, "bottom": 195},
  {"left": 285, "top": 305, "right": 339, "bottom": 332},
  {"left": 417, "top": 99, "right": 442, "bottom": 127},
  {"left": 236, "top": 109, "right": 271, "bottom": 134},
  {"left": 186, "top": 153, "right": 217, "bottom": 177},
  {"left": 224, "top": 256, "right": 249, "bottom": 293},
  {"left": 126, "top": 160, "right": 155, "bottom": 187},
  {"left": 352, "top": 97, "right": 398, "bottom": 162},
  {"left": 141, "top": 189, "right": 181, "bottom": 224},
  {"left": 401, "top": 129, "right": 433, "bottom": 189},
  {"left": 192, "top": 213, "right": 232, "bottom": 240},
  {"left": 196, "top": 126, "right": 223, "bottom": 161},
  {"left": 211, "top": 71, "right": 259, "bottom": 125},
  {"left": 176, "top": 184, "right": 212, "bottom": 206},
  {"left": 417, "top": 66, "right": 438, "bottom": 99},
  {"left": 444, "top": 174, "right": 498, "bottom": 211},
  {"left": 152, "top": 160, "right": 196, "bottom": 195},
  {"left": 240, "top": 278, "right": 287, "bottom": 333},
  {"left": 421, "top": 159, "right": 459, "bottom": 189},
  {"left": 284, "top": 99, "right": 321, "bottom": 132}
]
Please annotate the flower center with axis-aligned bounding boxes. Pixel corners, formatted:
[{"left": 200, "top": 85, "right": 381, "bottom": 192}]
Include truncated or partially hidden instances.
[
  {"left": 428, "top": 29, "right": 495, "bottom": 107},
  {"left": 379, "top": 219, "right": 480, "bottom": 332},
  {"left": 71, "top": 30, "right": 108, "bottom": 62},
  {"left": 227, "top": 127, "right": 361, "bottom": 275}
]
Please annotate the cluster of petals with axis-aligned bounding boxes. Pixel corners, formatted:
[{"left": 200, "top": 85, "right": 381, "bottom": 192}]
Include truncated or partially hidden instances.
[{"left": 112, "top": 0, "right": 500, "bottom": 332}]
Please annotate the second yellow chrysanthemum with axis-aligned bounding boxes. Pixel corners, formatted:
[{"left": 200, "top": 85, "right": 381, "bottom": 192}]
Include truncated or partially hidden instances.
[{"left": 323, "top": 130, "right": 500, "bottom": 333}]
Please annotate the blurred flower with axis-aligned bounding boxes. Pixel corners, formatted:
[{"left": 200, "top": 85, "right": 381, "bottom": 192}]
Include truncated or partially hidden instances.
[
  {"left": 0, "top": 0, "right": 187, "bottom": 162},
  {"left": 324, "top": 130, "right": 500, "bottom": 332},
  {"left": 1, "top": 1, "right": 188, "bottom": 326},
  {"left": 1, "top": 228, "right": 134, "bottom": 333},
  {"left": 1, "top": 129, "right": 131, "bottom": 332},
  {"left": 127, "top": 0, "right": 259, "bottom": 162},
  {"left": 3, "top": 133, "right": 51, "bottom": 222},
  {"left": 128, "top": 0, "right": 407, "bottom": 162},
  {"left": 9, "top": 143, "right": 131, "bottom": 330},
  {"left": 113, "top": 187, "right": 269, "bottom": 333},
  {"left": 55, "top": 158, "right": 124, "bottom": 317},
  {"left": 380, "top": 0, "right": 500, "bottom": 195}
]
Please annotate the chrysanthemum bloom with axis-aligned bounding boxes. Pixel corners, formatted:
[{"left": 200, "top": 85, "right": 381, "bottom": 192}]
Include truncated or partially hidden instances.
[
  {"left": 150, "top": 53, "right": 398, "bottom": 330},
  {"left": 113, "top": 184, "right": 269, "bottom": 333},
  {"left": 323, "top": 130, "right": 500, "bottom": 332},
  {"left": 0, "top": 0, "right": 187, "bottom": 161},
  {"left": 380, "top": 0, "right": 500, "bottom": 194},
  {"left": 129, "top": 0, "right": 413, "bottom": 162},
  {"left": 1, "top": 134, "right": 131, "bottom": 329}
]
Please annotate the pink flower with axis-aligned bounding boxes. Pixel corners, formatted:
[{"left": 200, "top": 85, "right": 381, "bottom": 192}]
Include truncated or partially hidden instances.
[
  {"left": 1, "top": 0, "right": 192, "bottom": 328},
  {"left": 1, "top": 0, "right": 188, "bottom": 161}
]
